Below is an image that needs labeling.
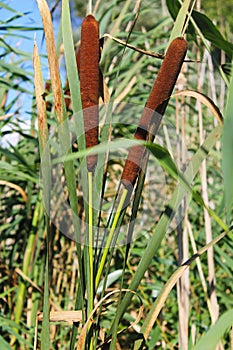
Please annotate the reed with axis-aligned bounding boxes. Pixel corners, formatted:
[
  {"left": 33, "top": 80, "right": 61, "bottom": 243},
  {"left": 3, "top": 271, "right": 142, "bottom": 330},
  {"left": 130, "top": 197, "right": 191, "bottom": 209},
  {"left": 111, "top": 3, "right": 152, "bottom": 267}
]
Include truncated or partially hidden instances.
[{"left": 3, "top": 1, "right": 230, "bottom": 348}]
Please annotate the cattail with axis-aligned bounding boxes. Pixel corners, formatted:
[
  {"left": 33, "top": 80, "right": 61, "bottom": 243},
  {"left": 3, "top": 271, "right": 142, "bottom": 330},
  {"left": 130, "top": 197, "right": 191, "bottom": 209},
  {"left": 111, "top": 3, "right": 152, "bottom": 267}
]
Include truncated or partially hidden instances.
[
  {"left": 121, "top": 37, "right": 188, "bottom": 188},
  {"left": 80, "top": 15, "right": 100, "bottom": 172},
  {"left": 65, "top": 44, "right": 105, "bottom": 109}
]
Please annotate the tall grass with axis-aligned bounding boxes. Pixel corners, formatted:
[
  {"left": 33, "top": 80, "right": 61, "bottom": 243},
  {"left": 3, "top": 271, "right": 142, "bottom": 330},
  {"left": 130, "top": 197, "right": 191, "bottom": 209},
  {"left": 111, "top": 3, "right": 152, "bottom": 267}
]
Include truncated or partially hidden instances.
[{"left": 1, "top": 0, "right": 233, "bottom": 349}]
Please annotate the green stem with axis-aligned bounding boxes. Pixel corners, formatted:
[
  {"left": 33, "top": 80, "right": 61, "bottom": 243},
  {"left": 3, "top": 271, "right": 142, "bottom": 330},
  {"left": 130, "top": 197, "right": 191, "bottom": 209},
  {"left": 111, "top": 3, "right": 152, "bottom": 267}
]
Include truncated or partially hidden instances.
[
  {"left": 95, "top": 188, "right": 128, "bottom": 289},
  {"left": 87, "top": 172, "right": 94, "bottom": 350},
  {"left": 109, "top": 124, "right": 224, "bottom": 333},
  {"left": 88, "top": 171, "right": 94, "bottom": 316},
  {"left": 12, "top": 194, "right": 42, "bottom": 348}
]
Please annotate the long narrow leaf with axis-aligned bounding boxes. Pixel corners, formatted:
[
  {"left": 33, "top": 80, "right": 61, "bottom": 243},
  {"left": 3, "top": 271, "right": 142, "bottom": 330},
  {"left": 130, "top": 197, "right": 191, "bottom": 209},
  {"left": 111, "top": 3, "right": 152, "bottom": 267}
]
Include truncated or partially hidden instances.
[
  {"left": 192, "top": 309, "right": 233, "bottom": 350},
  {"left": 110, "top": 123, "right": 223, "bottom": 326},
  {"left": 61, "top": 0, "right": 82, "bottom": 117},
  {"left": 137, "top": 228, "right": 229, "bottom": 345},
  {"left": 222, "top": 63, "right": 233, "bottom": 224},
  {"left": 168, "top": 0, "right": 193, "bottom": 44}
]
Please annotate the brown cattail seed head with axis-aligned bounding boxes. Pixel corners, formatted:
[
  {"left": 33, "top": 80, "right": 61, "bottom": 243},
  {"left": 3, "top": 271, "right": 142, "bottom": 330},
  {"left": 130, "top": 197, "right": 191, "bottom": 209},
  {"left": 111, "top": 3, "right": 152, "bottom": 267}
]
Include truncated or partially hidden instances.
[
  {"left": 80, "top": 15, "right": 100, "bottom": 172},
  {"left": 121, "top": 37, "right": 187, "bottom": 188}
]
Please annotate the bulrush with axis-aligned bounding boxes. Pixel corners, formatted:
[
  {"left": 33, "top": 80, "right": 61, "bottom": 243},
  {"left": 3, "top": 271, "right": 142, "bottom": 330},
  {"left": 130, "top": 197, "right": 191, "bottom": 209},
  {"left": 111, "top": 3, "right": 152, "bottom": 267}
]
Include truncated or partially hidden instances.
[
  {"left": 121, "top": 37, "right": 187, "bottom": 188},
  {"left": 80, "top": 15, "right": 100, "bottom": 172}
]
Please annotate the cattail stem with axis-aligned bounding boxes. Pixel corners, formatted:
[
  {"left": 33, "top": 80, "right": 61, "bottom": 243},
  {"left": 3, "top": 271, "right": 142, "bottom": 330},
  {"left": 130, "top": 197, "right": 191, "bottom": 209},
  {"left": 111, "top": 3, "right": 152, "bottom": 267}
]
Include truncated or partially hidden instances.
[
  {"left": 87, "top": 171, "right": 94, "bottom": 321},
  {"left": 121, "top": 37, "right": 188, "bottom": 188},
  {"left": 95, "top": 188, "right": 128, "bottom": 289},
  {"left": 80, "top": 15, "right": 100, "bottom": 172}
]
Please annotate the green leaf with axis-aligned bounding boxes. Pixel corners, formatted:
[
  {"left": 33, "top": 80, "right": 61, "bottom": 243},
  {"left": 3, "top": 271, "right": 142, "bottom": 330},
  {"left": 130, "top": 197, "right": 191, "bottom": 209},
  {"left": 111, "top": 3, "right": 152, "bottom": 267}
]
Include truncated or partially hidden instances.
[
  {"left": 192, "top": 309, "right": 233, "bottom": 350},
  {"left": 0, "top": 1, "right": 23, "bottom": 14},
  {"left": 0, "top": 336, "right": 12, "bottom": 350},
  {"left": 192, "top": 10, "right": 233, "bottom": 56},
  {"left": 0, "top": 61, "right": 32, "bottom": 80},
  {"left": 166, "top": 0, "right": 233, "bottom": 56},
  {"left": 41, "top": 250, "right": 50, "bottom": 350},
  {"left": 0, "top": 316, "right": 33, "bottom": 347},
  {"left": 168, "top": 0, "right": 192, "bottom": 43},
  {"left": 112, "top": 124, "right": 223, "bottom": 326},
  {"left": 222, "top": 63, "right": 233, "bottom": 224},
  {"left": 97, "top": 269, "right": 123, "bottom": 294},
  {"left": 146, "top": 143, "right": 178, "bottom": 179},
  {"left": 147, "top": 142, "right": 227, "bottom": 231},
  {"left": 62, "top": 0, "right": 82, "bottom": 116}
]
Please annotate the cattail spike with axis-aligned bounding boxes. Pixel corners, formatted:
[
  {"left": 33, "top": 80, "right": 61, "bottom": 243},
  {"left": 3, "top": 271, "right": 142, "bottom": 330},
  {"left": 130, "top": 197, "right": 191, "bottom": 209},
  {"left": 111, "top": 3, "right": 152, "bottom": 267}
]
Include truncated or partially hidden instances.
[
  {"left": 121, "top": 37, "right": 187, "bottom": 188},
  {"left": 80, "top": 15, "right": 100, "bottom": 171}
]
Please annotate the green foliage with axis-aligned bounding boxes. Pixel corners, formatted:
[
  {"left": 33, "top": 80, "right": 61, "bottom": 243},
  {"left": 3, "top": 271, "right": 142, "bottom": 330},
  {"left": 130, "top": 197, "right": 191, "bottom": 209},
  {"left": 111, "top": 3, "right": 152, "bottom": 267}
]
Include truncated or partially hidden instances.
[
  {"left": 202, "top": 0, "right": 233, "bottom": 34},
  {"left": 192, "top": 309, "right": 233, "bottom": 350},
  {"left": 166, "top": 0, "right": 233, "bottom": 57},
  {"left": 222, "top": 65, "right": 233, "bottom": 223},
  {"left": 1, "top": 1, "right": 233, "bottom": 349}
]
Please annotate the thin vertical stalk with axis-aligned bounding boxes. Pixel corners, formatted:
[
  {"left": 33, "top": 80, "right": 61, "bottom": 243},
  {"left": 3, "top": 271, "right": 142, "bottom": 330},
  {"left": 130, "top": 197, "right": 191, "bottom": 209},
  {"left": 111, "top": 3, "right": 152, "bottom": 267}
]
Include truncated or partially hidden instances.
[
  {"left": 87, "top": 171, "right": 94, "bottom": 318},
  {"left": 176, "top": 70, "right": 190, "bottom": 350},
  {"left": 187, "top": 220, "right": 214, "bottom": 323},
  {"left": 196, "top": 3, "right": 222, "bottom": 347},
  {"left": 95, "top": 188, "right": 128, "bottom": 289},
  {"left": 11, "top": 196, "right": 43, "bottom": 347},
  {"left": 87, "top": 0, "right": 92, "bottom": 15},
  {"left": 33, "top": 39, "right": 51, "bottom": 350},
  {"left": 111, "top": 124, "right": 223, "bottom": 334}
]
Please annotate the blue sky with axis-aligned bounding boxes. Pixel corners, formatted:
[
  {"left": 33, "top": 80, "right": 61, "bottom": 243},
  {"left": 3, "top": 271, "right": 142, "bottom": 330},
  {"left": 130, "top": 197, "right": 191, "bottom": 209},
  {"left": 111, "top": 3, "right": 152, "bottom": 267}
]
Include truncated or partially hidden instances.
[
  {"left": 1, "top": 0, "right": 45, "bottom": 72},
  {"left": 1, "top": 1, "right": 45, "bottom": 145},
  {"left": 0, "top": 0, "right": 81, "bottom": 146}
]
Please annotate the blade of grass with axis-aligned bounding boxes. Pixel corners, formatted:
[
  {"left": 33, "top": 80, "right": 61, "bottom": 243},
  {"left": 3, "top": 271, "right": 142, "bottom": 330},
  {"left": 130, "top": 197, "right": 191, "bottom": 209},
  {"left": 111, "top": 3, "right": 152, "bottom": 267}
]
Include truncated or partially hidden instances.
[
  {"left": 37, "top": 0, "right": 81, "bottom": 247},
  {"left": 11, "top": 40, "right": 49, "bottom": 348},
  {"left": 135, "top": 227, "right": 231, "bottom": 347},
  {"left": 53, "top": 138, "right": 145, "bottom": 164},
  {"left": 192, "top": 308, "right": 233, "bottom": 350},
  {"left": 61, "top": 0, "right": 83, "bottom": 131},
  {"left": 222, "top": 62, "right": 233, "bottom": 225},
  {"left": 0, "top": 180, "right": 27, "bottom": 202},
  {"left": 197, "top": 46, "right": 220, "bottom": 332},
  {"left": 86, "top": 171, "right": 94, "bottom": 349},
  {"left": 109, "top": 123, "right": 224, "bottom": 329},
  {"left": 11, "top": 195, "right": 43, "bottom": 348},
  {"left": 61, "top": 0, "right": 85, "bottom": 326},
  {"left": 168, "top": 0, "right": 194, "bottom": 44},
  {"left": 174, "top": 89, "right": 223, "bottom": 124},
  {"left": 95, "top": 188, "right": 129, "bottom": 289},
  {"left": 33, "top": 39, "right": 51, "bottom": 350},
  {"left": 36, "top": 0, "right": 63, "bottom": 123},
  {"left": 41, "top": 221, "right": 50, "bottom": 350}
]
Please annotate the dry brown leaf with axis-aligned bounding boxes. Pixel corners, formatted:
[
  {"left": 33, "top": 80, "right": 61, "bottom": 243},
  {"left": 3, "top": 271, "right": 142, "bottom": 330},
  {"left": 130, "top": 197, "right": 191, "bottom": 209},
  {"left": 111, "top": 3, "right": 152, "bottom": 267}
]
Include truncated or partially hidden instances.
[
  {"left": 33, "top": 41, "right": 48, "bottom": 149},
  {"left": 102, "top": 34, "right": 196, "bottom": 62},
  {"left": 36, "top": 0, "right": 63, "bottom": 124},
  {"left": 174, "top": 89, "right": 223, "bottom": 125},
  {"left": 77, "top": 289, "right": 143, "bottom": 350},
  {"left": 37, "top": 310, "right": 82, "bottom": 323},
  {"left": 0, "top": 180, "right": 28, "bottom": 202},
  {"left": 0, "top": 113, "right": 14, "bottom": 121},
  {"left": 142, "top": 230, "right": 228, "bottom": 341}
]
